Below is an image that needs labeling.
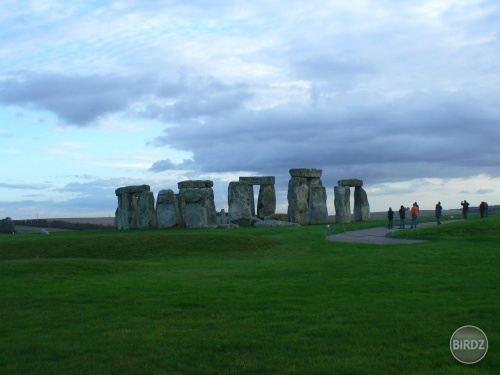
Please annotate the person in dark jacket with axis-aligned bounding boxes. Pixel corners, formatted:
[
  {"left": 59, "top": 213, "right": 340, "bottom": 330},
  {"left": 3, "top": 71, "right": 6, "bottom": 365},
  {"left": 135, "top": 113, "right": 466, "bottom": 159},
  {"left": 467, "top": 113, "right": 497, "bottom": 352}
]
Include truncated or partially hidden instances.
[
  {"left": 461, "top": 200, "right": 469, "bottom": 220},
  {"left": 479, "top": 202, "right": 485, "bottom": 218},
  {"left": 435, "top": 201, "right": 442, "bottom": 224},
  {"left": 387, "top": 207, "right": 394, "bottom": 229},
  {"left": 398, "top": 205, "right": 406, "bottom": 229}
]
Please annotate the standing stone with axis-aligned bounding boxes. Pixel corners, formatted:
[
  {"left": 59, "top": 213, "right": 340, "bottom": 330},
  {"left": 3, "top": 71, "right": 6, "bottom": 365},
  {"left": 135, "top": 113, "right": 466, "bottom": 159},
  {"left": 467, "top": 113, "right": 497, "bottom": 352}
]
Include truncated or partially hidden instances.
[
  {"left": 200, "top": 187, "right": 217, "bottom": 225},
  {"left": 257, "top": 184, "right": 276, "bottom": 219},
  {"left": 219, "top": 209, "right": 227, "bottom": 224},
  {"left": 136, "top": 191, "right": 156, "bottom": 229},
  {"left": 287, "top": 169, "right": 328, "bottom": 225},
  {"left": 156, "top": 189, "right": 180, "bottom": 229},
  {"left": 228, "top": 182, "right": 253, "bottom": 226},
  {"left": 334, "top": 186, "right": 351, "bottom": 223},
  {"left": 308, "top": 185, "right": 328, "bottom": 224},
  {"left": 287, "top": 177, "right": 310, "bottom": 225},
  {"left": 354, "top": 186, "right": 370, "bottom": 222},
  {"left": 115, "top": 185, "right": 151, "bottom": 230},
  {"left": 183, "top": 188, "right": 207, "bottom": 228},
  {"left": 177, "top": 180, "right": 216, "bottom": 229}
]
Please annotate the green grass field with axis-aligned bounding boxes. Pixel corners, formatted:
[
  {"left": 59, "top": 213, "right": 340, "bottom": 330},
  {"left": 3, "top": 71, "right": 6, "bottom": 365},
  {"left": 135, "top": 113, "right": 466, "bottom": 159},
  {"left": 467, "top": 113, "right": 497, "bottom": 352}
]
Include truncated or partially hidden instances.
[{"left": 1, "top": 214, "right": 498, "bottom": 374}]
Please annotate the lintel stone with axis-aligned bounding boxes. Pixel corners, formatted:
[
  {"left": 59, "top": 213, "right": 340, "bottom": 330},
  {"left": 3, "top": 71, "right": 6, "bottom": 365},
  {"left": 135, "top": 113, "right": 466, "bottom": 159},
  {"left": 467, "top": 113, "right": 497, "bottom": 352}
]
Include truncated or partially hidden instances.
[
  {"left": 177, "top": 180, "right": 214, "bottom": 189},
  {"left": 239, "top": 176, "right": 275, "bottom": 185},
  {"left": 115, "top": 185, "right": 150, "bottom": 196},
  {"left": 338, "top": 179, "right": 363, "bottom": 187},
  {"left": 289, "top": 168, "right": 322, "bottom": 178}
]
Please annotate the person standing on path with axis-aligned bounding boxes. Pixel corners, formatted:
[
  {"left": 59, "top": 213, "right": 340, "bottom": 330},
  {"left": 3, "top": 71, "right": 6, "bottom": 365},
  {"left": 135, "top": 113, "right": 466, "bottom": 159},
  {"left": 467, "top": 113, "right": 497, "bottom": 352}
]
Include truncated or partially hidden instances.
[
  {"left": 435, "top": 201, "right": 442, "bottom": 225},
  {"left": 461, "top": 200, "right": 470, "bottom": 220},
  {"left": 411, "top": 202, "right": 419, "bottom": 228},
  {"left": 387, "top": 207, "right": 394, "bottom": 229},
  {"left": 398, "top": 205, "right": 406, "bottom": 229}
]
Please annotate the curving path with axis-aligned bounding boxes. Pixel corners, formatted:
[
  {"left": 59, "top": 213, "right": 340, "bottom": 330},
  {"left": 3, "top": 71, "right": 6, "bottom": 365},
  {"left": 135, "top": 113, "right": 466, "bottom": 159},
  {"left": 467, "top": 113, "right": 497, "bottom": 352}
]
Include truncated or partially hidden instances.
[{"left": 326, "top": 220, "right": 462, "bottom": 245}]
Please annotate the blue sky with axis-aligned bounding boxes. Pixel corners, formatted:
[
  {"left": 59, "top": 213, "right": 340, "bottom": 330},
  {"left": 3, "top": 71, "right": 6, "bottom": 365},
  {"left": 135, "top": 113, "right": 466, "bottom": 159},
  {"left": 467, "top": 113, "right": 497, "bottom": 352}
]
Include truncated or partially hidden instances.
[{"left": 1, "top": 0, "right": 499, "bottom": 220}]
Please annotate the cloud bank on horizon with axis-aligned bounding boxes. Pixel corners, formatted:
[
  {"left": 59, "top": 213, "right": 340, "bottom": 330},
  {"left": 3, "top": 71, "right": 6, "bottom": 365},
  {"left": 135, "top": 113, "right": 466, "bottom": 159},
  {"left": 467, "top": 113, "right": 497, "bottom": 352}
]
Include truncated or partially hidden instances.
[{"left": 1, "top": 0, "right": 499, "bottom": 219}]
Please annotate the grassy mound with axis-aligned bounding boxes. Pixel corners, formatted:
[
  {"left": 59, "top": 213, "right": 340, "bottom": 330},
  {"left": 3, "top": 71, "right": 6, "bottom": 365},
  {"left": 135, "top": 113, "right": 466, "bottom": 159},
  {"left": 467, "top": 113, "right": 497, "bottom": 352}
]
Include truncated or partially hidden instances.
[{"left": 0, "top": 215, "right": 498, "bottom": 374}]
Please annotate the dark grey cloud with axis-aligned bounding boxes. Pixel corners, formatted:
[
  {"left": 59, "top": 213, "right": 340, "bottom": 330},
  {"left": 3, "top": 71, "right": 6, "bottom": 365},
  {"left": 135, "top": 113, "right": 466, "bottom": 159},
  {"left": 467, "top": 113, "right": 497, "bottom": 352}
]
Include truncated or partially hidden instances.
[
  {"left": 144, "top": 75, "right": 252, "bottom": 121},
  {"left": 0, "top": 73, "right": 153, "bottom": 125},
  {"left": 150, "top": 86, "right": 500, "bottom": 188}
]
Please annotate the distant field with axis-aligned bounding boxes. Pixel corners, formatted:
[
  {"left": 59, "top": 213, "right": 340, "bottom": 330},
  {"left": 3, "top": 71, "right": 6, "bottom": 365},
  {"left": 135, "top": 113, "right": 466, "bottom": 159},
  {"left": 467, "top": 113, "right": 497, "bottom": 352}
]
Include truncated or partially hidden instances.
[
  {"left": 40, "top": 217, "right": 115, "bottom": 226},
  {"left": 1, "top": 214, "right": 498, "bottom": 374}
]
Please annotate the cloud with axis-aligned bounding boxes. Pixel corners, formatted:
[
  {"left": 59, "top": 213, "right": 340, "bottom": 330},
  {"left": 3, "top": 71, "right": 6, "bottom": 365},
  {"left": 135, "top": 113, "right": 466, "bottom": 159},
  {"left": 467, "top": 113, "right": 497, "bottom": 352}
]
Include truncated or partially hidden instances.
[
  {"left": 143, "top": 75, "right": 252, "bottom": 121},
  {"left": 149, "top": 86, "right": 500, "bottom": 188},
  {"left": 0, "top": 182, "right": 52, "bottom": 190},
  {"left": 476, "top": 189, "right": 493, "bottom": 194},
  {"left": 0, "top": 73, "right": 153, "bottom": 125},
  {"left": 148, "top": 159, "right": 195, "bottom": 173}
]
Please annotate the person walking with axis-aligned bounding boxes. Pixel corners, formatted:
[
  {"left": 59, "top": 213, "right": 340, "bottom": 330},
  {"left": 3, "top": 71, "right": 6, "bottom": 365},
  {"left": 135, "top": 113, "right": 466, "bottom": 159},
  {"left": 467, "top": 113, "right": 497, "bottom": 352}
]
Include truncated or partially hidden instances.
[
  {"left": 461, "top": 200, "right": 470, "bottom": 220},
  {"left": 435, "top": 201, "right": 442, "bottom": 225},
  {"left": 398, "top": 205, "right": 406, "bottom": 229},
  {"left": 387, "top": 207, "right": 394, "bottom": 229},
  {"left": 411, "top": 202, "right": 419, "bottom": 228}
]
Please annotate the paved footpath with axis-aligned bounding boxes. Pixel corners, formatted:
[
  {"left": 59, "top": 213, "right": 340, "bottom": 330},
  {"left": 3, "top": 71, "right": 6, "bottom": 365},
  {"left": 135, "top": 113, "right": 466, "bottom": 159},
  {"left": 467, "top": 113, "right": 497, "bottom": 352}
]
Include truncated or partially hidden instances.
[{"left": 327, "top": 220, "right": 462, "bottom": 245}]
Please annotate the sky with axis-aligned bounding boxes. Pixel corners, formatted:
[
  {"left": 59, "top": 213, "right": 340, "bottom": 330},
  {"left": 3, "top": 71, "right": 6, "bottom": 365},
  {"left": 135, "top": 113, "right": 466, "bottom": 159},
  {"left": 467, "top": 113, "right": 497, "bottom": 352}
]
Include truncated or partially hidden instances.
[{"left": 1, "top": 0, "right": 499, "bottom": 220}]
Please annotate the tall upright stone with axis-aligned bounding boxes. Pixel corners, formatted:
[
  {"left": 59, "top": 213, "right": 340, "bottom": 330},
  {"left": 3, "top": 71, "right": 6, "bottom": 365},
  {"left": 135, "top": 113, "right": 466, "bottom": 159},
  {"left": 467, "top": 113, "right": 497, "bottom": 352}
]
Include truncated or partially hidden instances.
[
  {"left": 308, "top": 185, "right": 328, "bottom": 224},
  {"left": 156, "top": 189, "right": 180, "bottom": 229},
  {"left": 228, "top": 181, "right": 253, "bottom": 226},
  {"left": 287, "top": 169, "right": 328, "bottom": 225},
  {"left": 136, "top": 190, "right": 157, "bottom": 229},
  {"left": 177, "top": 180, "right": 216, "bottom": 229},
  {"left": 257, "top": 184, "right": 276, "bottom": 219},
  {"left": 354, "top": 186, "right": 370, "bottom": 222},
  {"left": 115, "top": 185, "right": 153, "bottom": 230},
  {"left": 334, "top": 186, "right": 351, "bottom": 223},
  {"left": 287, "top": 177, "right": 310, "bottom": 225}
]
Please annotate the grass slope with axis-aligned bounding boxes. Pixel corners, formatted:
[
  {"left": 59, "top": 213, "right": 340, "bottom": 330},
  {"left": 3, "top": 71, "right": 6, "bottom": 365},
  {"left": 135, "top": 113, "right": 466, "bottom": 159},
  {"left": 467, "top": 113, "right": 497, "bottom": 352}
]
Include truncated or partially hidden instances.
[{"left": 0, "top": 215, "right": 498, "bottom": 374}]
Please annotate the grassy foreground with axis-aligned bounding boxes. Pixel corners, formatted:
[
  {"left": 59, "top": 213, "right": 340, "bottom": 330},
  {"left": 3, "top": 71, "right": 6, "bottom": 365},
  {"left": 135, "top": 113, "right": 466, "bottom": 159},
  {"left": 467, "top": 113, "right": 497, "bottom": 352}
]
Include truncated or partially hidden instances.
[{"left": 0, "top": 215, "right": 498, "bottom": 374}]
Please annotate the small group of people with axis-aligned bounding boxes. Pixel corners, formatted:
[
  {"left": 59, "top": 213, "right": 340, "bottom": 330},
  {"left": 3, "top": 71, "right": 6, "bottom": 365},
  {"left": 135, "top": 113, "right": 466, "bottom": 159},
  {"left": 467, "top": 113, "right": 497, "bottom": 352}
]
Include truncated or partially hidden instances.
[
  {"left": 387, "top": 199, "right": 488, "bottom": 229},
  {"left": 386, "top": 202, "right": 420, "bottom": 229}
]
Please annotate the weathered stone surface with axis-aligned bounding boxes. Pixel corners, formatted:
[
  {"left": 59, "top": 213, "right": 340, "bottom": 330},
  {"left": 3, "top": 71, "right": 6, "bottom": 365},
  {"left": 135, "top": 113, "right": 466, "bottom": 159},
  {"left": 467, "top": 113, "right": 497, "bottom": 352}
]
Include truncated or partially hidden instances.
[
  {"left": 239, "top": 176, "right": 276, "bottom": 185},
  {"left": 289, "top": 168, "right": 322, "bottom": 178},
  {"left": 177, "top": 180, "right": 213, "bottom": 189},
  {"left": 218, "top": 209, "right": 227, "bottom": 225},
  {"left": 115, "top": 192, "right": 138, "bottom": 230},
  {"left": 253, "top": 220, "right": 300, "bottom": 228},
  {"left": 177, "top": 186, "right": 216, "bottom": 228},
  {"left": 184, "top": 188, "right": 202, "bottom": 203},
  {"left": 200, "top": 187, "right": 217, "bottom": 225},
  {"left": 354, "top": 186, "right": 370, "bottom": 222},
  {"left": 334, "top": 186, "right": 351, "bottom": 223},
  {"left": 257, "top": 184, "right": 276, "bottom": 219},
  {"left": 228, "top": 182, "right": 253, "bottom": 226},
  {"left": 287, "top": 177, "right": 310, "bottom": 225},
  {"left": 308, "top": 186, "right": 328, "bottom": 224},
  {"left": 136, "top": 191, "right": 156, "bottom": 229},
  {"left": 156, "top": 189, "right": 180, "bottom": 229},
  {"left": 184, "top": 202, "right": 207, "bottom": 229},
  {"left": 338, "top": 179, "right": 363, "bottom": 187},
  {"left": 115, "top": 185, "right": 150, "bottom": 196}
]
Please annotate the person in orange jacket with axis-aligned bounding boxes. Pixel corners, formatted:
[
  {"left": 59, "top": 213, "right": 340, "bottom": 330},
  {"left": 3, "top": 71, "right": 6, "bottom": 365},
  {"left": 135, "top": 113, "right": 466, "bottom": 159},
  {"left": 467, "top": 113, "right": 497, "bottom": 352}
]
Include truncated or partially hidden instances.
[{"left": 411, "top": 202, "right": 419, "bottom": 228}]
